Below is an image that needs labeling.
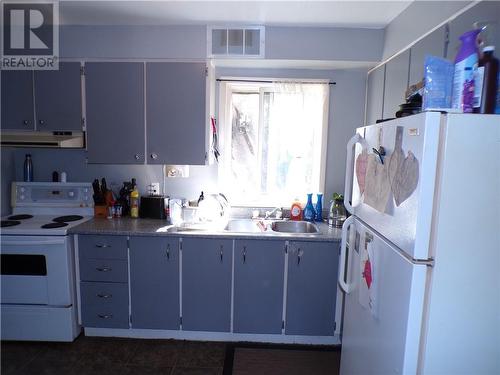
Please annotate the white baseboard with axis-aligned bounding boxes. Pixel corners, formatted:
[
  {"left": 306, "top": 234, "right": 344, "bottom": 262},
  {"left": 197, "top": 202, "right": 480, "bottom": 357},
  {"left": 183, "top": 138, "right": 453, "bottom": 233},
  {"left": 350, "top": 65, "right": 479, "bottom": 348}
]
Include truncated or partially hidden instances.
[{"left": 84, "top": 328, "right": 341, "bottom": 345}]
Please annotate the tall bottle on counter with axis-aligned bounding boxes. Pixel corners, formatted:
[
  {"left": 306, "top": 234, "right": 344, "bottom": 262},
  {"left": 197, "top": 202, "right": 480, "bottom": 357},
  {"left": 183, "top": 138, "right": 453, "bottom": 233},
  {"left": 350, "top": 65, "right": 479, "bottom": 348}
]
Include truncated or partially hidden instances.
[
  {"left": 130, "top": 181, "right": 139, "bottom": 218},
  {"left": 23, "top": 154, "right": 33, "bottom": 182},
  {"left": 303, "top": 193, "right": 316, "bottom": 222}
]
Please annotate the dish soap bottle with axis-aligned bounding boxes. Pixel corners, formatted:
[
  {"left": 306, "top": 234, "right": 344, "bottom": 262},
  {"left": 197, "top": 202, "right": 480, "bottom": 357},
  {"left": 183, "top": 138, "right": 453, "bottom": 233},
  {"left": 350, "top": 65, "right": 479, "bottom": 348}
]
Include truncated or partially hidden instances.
[
  {"left": 315, "top": 193, "right": 323, "bottom": 222},
  {"left": 303, "top": 193, "right": 316, "bottom": 222},
  {"left": 130, "top": 184, "right": 139, "bottom": 218},
  {"left": 290, "top": 198, "right": 303, "bottom": 221}
]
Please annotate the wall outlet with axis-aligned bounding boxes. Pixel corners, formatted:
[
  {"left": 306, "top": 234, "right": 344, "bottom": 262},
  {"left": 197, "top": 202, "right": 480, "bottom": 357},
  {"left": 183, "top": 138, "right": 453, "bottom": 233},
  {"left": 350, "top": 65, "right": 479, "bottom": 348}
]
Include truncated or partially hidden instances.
[{"left": 148, "top": 182, "right": 160, "bottom": 195}]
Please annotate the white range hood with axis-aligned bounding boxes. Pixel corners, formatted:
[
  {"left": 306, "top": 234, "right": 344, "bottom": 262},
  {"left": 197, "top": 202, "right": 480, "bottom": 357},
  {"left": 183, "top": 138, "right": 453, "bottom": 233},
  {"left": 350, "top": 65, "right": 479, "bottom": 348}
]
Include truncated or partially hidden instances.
[{"left": 1, "top": 131, "right": 85, "bottom": 148}]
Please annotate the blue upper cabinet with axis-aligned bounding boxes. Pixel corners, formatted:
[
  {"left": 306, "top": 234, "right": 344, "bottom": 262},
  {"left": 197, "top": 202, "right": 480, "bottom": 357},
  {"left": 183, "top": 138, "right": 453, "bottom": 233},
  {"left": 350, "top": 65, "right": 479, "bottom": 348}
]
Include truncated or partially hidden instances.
[
  {"left": 383, "top": 50, "right": 410, "bottom": 120},
  {"left": 286, "top": 241, "right": 339, "bottom": 336},
  {"left": 408, "top": 26, "right": 446, "bottom": 87},
  {"left": 85, "top": 62, "right": 145, "bottom": 164},
  {"left": 1, "top": 70, "right": 35, "bottom": 130},
  {"left": 146, "top": 62, "right": 207, "bottom": 165},
  {"left": 233, "top": 239, "right": 285, "bottom": 334},
  {"left": 34, "top": 62, "right": 83, "bottom": 131},
  {"left": 365, "top": 65, "right": 385, "bottom": 126}
]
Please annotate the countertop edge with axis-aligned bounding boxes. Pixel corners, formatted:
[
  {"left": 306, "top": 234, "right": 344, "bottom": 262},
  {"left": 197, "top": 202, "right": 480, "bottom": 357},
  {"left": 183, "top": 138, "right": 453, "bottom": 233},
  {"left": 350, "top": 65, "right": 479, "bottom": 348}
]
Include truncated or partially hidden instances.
[{"left": 68, "top": 218, "right": 342, "bottom": 242}]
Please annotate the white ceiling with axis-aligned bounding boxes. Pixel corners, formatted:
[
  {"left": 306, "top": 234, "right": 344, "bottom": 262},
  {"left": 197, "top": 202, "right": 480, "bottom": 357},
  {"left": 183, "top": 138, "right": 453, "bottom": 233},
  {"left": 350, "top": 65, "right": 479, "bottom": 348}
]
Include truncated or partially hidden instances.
[{"left": 59, "top": 1, "right": 413, "bottom": 28}]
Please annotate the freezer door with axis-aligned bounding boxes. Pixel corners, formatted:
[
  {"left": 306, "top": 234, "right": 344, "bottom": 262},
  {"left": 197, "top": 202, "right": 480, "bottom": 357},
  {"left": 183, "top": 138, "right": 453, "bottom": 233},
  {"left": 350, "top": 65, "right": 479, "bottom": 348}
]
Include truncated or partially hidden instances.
[
  {"left": 340, "top": 219, "right": 427, "bottom": 375},
  {"left": 347, "top": 112, "right": 441, "bottom": 260}
]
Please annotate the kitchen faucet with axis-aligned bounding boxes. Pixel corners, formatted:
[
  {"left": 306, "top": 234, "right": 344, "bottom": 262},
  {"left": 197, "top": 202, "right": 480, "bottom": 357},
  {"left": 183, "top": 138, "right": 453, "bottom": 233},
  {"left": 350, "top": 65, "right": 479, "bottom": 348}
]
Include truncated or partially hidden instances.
[{"left": 265, "top": 207, "right": 283, "bottom": 219}]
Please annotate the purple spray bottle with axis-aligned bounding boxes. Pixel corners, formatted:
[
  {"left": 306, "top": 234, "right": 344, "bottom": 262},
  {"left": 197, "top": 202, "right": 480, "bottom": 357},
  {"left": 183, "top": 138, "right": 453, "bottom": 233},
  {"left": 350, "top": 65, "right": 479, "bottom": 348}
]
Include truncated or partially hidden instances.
[{"left": 452, "top": 29, "right": 481, "bottom": 111}]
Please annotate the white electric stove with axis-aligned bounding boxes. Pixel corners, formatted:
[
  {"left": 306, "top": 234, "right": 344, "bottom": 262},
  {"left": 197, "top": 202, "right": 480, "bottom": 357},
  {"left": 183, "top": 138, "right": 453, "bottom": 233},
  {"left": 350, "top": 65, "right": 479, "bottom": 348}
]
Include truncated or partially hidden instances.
[{"left": 0, "top": 182, "right": 93, "bottom": 342}]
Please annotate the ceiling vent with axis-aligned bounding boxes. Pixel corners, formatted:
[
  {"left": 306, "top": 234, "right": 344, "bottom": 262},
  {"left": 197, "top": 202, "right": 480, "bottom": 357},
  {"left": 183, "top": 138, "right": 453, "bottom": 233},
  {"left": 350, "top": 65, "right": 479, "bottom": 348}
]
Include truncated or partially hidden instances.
[{"left": 208, "top": 26, "right": 265, "bottom": 58}]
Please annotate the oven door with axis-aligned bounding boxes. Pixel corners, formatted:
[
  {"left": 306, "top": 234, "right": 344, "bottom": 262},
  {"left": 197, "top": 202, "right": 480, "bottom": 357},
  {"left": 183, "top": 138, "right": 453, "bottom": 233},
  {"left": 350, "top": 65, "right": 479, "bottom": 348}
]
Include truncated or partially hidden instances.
[{"left": 1, "top": 236, "right": 73, "bottom": 306}]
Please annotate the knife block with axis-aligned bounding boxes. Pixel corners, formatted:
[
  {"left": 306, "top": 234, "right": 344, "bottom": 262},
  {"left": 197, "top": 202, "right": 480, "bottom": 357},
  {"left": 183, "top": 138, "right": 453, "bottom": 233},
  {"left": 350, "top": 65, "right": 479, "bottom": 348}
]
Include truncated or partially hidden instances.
[{"left": 94, "top": 205, "right": 107, "bottom": 218}]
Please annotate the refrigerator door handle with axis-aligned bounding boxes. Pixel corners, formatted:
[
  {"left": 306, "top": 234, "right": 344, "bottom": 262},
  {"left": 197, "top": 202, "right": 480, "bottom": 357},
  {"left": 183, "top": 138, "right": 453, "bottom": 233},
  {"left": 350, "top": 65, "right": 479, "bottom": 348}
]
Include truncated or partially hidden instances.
[
  {"left": 344, "top": 133, "right": 367, "bottom": 214},
  {"left": 339, "top": 215, "right": 355, "bottom": 294}
]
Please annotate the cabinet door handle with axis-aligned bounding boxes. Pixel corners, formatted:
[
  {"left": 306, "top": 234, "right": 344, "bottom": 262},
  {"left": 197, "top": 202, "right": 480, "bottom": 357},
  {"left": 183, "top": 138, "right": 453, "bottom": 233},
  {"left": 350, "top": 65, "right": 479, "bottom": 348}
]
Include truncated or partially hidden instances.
[
  {"left": 96, "top": 266, "right": 112, "bottom": 272},
  {"left": 134, "top": 154, "right": 141, "bottom": 160},
  {"left": 243, "top": 246, "right": 246, "bottom": 264},
  {"left": 96, "top": 293, "right": 112, "bottom": 299},
  {"left": 166, "top": 244, "right": 170, "bottom": 260},
  {"left": 98, "top": 314, "right": 113, "bottom": 319},
  {"left": 95, "top": 244, "right": 111, "bottom": 248},
  {"left": 23, "top": 120, "right": 29, "bottom": 125},
  {"left": 297, "top": 249, "right": 302, "bottom": 265},
  {"left": 220, "top": 245, "right": 223, "bottom": 262},
  {"left": 150, "top": 153, "right": 158, "bottom": 160}
]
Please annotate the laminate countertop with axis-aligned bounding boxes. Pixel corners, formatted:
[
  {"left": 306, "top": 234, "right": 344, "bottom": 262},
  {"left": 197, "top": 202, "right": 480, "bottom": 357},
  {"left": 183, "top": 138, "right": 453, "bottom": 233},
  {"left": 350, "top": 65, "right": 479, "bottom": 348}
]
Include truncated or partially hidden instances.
[{"left": 69, "top": 217, "right": 342, "bottom": 242}]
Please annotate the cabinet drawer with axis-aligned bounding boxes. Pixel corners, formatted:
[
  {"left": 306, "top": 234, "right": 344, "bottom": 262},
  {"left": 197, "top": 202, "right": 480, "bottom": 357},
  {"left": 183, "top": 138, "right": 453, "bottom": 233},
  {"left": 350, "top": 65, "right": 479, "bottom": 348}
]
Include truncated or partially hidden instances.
[
  {"left": 80, "top": 282, "right": 129, "bottom": 328},
  {"left": 80, "top": 259, "right": 128, "bottom": 282},
  {"left": 79, "top": 235, "right": 127, "bottom": 260}
]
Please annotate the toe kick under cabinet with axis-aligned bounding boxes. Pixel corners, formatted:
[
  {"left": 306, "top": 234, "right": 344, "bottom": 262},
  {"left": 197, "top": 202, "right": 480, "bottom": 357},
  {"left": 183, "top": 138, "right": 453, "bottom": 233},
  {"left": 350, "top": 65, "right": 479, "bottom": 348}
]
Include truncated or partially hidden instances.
[{"left": 76, "top": 234, "right": 340, "bottom": 340}]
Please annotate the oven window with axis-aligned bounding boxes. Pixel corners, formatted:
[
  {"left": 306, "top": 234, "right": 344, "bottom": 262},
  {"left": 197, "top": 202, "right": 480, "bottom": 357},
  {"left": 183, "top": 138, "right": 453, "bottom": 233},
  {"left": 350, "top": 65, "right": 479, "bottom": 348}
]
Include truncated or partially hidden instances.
[{"left": 1, "top": 254, "right": 47, "bottom": 276}]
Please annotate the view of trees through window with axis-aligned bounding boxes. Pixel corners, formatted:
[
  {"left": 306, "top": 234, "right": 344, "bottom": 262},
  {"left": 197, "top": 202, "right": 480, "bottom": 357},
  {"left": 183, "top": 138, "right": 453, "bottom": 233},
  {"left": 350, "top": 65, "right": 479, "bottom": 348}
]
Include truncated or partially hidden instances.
[{"left": 222, "top": 82, "right": 328, "bottom": 205}]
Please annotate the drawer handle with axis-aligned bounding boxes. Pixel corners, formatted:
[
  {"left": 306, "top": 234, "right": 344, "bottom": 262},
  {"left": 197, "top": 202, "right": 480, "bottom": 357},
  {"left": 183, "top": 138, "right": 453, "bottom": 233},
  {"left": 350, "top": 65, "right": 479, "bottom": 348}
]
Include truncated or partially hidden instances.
[
  {"left": 97, "top": 314, "right": 113, "bottom": 319},
  {"left": 95, "top": 244, "right": 111, "bottom": 248},
  {"left": 96, "top": 267, "right": 112, "bottom": 272},
  {"left": 96, "top": 293, "right": 112, "bottom": 299}
]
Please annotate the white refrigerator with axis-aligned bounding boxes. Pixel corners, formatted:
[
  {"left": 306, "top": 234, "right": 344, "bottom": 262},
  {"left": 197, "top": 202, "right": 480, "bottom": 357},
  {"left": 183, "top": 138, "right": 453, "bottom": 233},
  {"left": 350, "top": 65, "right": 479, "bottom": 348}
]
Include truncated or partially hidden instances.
[{"left": 338, "top": 112, "right": 500, "bottom": 375}]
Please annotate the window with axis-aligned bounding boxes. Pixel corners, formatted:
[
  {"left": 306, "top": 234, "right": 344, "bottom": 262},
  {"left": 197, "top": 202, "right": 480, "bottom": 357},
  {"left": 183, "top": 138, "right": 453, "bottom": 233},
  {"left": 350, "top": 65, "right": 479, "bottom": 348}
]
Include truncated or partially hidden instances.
[{"left": 219, "top": 80, "right": 329, "bottom": 206}]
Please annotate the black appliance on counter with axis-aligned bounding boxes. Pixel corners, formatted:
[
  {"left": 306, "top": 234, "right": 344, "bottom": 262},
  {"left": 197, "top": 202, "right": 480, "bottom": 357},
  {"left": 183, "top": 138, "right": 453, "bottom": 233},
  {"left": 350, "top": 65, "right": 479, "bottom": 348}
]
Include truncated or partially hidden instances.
[{"left": 139, "top": 196, "right": 168, "bottom": 220}]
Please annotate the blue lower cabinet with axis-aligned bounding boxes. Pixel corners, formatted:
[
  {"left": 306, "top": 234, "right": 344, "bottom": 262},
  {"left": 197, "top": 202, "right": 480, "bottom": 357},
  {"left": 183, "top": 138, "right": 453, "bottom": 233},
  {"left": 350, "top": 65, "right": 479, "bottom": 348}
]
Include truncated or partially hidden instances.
[
  {"left": 129, "top": 236, "right": 180, "bottom": 330},
  {"left": 233, "top": 239, "right": 285, "bottom": 334},
  {"left": 285, "top": 241, "right": 339, "bottom": 336},
  {"left": 80, "top": 282, "right": 129, "bottom": 328},
  {"left": 181, "top": 237, "right": 233, "bottom": 332}
]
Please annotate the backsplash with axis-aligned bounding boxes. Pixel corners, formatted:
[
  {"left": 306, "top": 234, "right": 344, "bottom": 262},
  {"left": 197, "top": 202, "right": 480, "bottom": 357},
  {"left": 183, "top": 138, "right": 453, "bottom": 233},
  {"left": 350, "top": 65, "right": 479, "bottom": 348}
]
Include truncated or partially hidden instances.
[{"left": 0, "top": 147, "right": 219, "bottom": 215}]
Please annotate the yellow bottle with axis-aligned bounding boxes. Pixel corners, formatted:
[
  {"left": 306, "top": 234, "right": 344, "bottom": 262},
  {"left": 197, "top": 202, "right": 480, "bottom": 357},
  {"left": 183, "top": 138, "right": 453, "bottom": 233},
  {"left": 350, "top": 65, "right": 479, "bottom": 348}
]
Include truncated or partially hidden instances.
[{"left": 130, "top": 186, "right": 139, "bottom": 218}]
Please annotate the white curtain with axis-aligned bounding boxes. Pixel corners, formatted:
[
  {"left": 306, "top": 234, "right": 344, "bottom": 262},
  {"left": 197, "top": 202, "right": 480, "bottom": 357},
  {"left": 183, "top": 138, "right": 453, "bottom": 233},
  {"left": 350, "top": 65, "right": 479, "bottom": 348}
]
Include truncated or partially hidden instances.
[{"left": 264, "top": 82, "right": 329, "bottom": 201}]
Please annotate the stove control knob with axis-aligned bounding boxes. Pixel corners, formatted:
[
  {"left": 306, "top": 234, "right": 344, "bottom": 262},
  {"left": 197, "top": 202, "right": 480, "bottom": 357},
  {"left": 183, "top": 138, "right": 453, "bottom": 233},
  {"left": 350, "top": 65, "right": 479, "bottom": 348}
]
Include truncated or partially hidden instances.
[
  {"left": 68, "top": 191, "right": 75, "bottom": 197},
  {"left": 84, "top": 195, "right": 89, "bottom": 201},
  {"left": 19, "top": 187, "right": 26, "bottom": 193}
]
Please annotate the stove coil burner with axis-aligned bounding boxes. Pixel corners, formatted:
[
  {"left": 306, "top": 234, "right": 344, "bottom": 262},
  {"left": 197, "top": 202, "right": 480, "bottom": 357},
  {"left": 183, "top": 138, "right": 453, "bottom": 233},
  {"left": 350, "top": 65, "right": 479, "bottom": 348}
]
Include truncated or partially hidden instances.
[
  {"left": 41, "top": 222, "right": 69, "bottom": 229},
  {"left": 52, "top": 215, "right": 84, "bottom": 223},
  {"left": 1, "top": 220, "right": 21, "bottom": 228},
  {"left": 7, "top": 214, "right": 34, "bottom": 220}
]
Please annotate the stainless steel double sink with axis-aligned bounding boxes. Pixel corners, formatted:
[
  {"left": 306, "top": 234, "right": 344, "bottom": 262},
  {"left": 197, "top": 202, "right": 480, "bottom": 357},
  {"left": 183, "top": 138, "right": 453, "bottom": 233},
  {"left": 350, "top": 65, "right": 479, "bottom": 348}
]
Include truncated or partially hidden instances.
[{"left": 169, "top": 219, "right": 319, "bottom": 234}]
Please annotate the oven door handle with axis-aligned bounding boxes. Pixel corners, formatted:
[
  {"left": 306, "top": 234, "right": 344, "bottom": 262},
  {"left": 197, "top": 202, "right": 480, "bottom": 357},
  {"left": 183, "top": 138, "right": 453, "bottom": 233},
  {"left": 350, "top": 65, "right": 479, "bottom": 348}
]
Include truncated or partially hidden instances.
[{"left": 1, "top": 239, "right": 66, "bottom": 246}]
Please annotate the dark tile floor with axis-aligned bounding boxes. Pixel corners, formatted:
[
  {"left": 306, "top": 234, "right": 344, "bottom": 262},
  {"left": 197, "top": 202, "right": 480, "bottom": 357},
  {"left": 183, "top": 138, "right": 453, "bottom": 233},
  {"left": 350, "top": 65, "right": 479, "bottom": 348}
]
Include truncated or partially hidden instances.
[{"left": 1, "top": 335, "right": 225, "bottom": 375}]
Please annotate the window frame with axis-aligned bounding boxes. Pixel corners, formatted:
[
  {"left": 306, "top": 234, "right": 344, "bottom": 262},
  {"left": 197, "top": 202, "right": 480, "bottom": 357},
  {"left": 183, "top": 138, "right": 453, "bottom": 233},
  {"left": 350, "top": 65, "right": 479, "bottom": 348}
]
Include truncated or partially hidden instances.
[{"left": 218, "top": 78, "right": 330, "bottom": 207}]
